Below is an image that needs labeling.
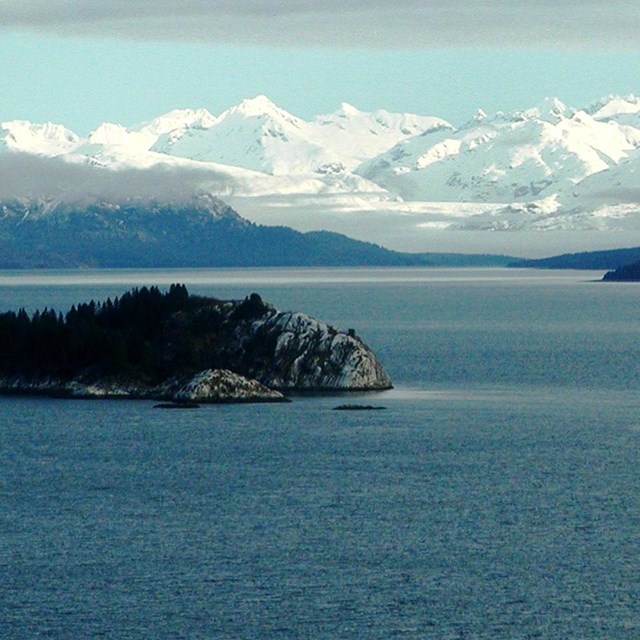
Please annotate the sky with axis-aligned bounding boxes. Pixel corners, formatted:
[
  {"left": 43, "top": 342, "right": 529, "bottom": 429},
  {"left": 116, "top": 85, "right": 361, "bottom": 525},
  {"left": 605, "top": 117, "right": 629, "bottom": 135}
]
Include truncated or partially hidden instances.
[{"left": 1, "top": 0, "right": 640, "bottom": 134}]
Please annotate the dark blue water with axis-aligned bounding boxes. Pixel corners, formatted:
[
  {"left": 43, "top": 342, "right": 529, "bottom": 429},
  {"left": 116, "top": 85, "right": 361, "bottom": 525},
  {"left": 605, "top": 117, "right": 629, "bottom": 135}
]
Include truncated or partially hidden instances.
[{"left": 1, "top": 268, "right": 639, "bottom": 639}]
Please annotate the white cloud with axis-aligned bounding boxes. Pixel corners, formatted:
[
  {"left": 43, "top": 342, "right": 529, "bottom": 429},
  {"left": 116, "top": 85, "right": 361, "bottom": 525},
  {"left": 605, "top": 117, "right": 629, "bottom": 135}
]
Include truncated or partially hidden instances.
[{"left": 0, "top": 0, "right": 638, "bottom": 49}]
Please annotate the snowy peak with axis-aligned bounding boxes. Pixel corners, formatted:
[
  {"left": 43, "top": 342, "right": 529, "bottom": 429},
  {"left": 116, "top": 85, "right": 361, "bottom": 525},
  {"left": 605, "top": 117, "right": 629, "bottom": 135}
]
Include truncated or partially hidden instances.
[
  {"left": 231, "top": 95, "right": 285, "bottom": 117},
  {"left": 357, "top": 95, "right": 640, "bottom": 203},
  {"left": 316, "top": 102, "right": 451, "bottom": 134},
  {"left": 586, "top": 94, "right": 640, "bottom": 120},
  {"left": 81, "top": 108, "right": 219, "bottom": 156},
  {"left": 150, "top": 96, "right": 320, "bottom": 174},
  {"left": 472, "top": 108, "right": 488, "bottom": 122},
  {"left": 217, "top": 95, "right": 306, "bottom": 131},
  {"left": 309, "top": 103, "right": 453, "bottom": 168},
  {"left": 147, "top": 96, "right": 451, "bottom": 175},
  {"left": 479, "top": 97, "right": 570, "bottom": 127},
  {"left": 88, "top": 122, "right": 131, "bottom": 146},
  {"left": 335, "top": 102, "right": 363, "bottom": 117},
  {"left": 0, "top": 120, "right": 80, "bottom": 156},
  {"left": 582, "top": 95, "right": 640, "bottom": 133},
  {"left": 523, "top": 96, "right": 569, "bottom": 122},
  {"left": 135, "top": 108, "right": 218, "bottom": 136}
]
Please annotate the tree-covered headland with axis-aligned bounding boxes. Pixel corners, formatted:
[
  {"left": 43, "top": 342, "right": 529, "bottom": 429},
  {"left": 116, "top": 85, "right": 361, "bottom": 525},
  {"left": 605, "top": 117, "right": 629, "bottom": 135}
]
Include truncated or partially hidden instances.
[{"left": 0, "top": 285, "right": 270, "bottom": 383}]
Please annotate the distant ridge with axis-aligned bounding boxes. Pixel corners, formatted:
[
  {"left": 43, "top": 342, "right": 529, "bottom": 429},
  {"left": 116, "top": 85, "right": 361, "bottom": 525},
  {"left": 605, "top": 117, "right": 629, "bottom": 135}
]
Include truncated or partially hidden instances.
[
  {"left": 0, "top": 193, "right": 513, "bottom": 269},
  {"left": 508, "top": 246, "right": 640, "bottom": 270}
]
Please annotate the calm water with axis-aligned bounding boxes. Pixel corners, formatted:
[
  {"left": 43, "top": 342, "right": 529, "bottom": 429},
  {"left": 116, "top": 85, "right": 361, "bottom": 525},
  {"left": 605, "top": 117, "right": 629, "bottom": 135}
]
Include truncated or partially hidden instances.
[{"left": 1, "top": 268, "right": 639, "bottom": 639}]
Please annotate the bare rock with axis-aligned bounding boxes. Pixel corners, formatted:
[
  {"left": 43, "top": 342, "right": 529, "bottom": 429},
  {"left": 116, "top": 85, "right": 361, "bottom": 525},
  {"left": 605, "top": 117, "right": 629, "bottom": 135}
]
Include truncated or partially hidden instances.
[
  {"left": 234, "top": 309, "right": 392, "bottom": 391},
  {"left": 170, "top": 369, "right": 286, "bottom": 403}
]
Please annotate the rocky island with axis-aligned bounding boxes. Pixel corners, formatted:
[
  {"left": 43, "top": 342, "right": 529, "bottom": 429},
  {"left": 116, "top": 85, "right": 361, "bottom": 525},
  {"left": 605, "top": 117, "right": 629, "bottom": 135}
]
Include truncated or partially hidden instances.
[{"left": 0, "top": 285, "right": 391, "bottom": 402}]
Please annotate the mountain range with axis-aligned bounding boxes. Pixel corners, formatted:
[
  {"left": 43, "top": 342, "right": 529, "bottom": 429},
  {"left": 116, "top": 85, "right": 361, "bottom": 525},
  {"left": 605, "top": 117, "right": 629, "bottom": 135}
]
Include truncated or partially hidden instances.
[
  {"left": 0, "top": 96, "right": 449, "bottom": 190},
  {"left": 0, "top": 191, "right": 512, "bottom": 268},
  {"left": 2, "top": 94, "right": 640, "bottom": 244}
]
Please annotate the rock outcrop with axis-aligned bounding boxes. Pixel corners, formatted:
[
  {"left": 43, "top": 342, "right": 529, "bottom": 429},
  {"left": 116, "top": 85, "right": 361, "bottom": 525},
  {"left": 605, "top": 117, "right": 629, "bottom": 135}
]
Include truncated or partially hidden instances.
[
  {"left": 168, "top": 369, "right": 285, "bottom": 403},
  {"left": 233, "top": 309, "right": 392, "bottom": 390}
]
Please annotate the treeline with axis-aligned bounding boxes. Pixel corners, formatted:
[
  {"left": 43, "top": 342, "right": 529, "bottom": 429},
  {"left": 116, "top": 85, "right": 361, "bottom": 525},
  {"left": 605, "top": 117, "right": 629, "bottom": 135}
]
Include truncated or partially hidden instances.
[
  {"left": 602, "top": 260, "right": 640, "bottom": 281},
  {"left": 0, "top": 284, "right": 206, "bottom": 380},
  {"left": 509, "top": 246, "right": 640, "bottom": 270}
]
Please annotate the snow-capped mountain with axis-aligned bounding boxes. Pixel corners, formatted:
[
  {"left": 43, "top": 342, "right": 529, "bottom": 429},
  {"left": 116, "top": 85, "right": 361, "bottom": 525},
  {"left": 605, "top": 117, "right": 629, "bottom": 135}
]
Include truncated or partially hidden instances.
[
  {"left": 81, "top": 108, "right": 218, "bottom": 154},
  {"left": 151, "top": 95, "right": 449, "bottom": 175},
  {"left": 579, "top": 95, "right": 640, "bottom": 142},
  {"left": 558, "top": 145, "right": 640, "bottom": 217},
  {"left": 3, "top": 93, "right": 640, "bottom": 248},
  {"left": 151, "top": 96, "right": 336, "bottom": 175},
  {"left": 305, "top": 102, "right": 452, "bottom": 170},
  {"left": 584, "top": 94, "right": 640, "bottom": 121},
  {"left": 0, "top": 120, "right": 80, "bottom": 156},
  {"left": 49, "top": 95, "right": 439, "bottom": 195},
  {"left": 356, "top": 97, "right": 640, "bottom": 203}
]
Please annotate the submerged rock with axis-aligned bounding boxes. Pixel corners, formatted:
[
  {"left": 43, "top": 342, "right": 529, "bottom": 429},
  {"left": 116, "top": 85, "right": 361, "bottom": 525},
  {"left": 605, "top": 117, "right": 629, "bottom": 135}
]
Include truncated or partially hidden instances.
[
  {"left": 154, "top": 402, "right": 201, "bottom": 409},
  {"left": 333, "top": 404, "right": 387, "bottom": 411}
]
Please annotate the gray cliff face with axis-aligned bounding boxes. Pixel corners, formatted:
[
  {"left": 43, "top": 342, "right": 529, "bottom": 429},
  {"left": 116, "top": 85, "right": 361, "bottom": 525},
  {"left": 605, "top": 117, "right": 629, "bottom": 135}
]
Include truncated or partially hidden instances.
[{"left": 231, "top": 307, "right": 392, "bottom": 391}]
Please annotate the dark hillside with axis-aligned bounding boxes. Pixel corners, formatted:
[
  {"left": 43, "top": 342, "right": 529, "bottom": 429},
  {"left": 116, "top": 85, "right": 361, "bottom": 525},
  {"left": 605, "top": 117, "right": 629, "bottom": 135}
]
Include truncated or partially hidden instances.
[
  {"left": 0, "top": 195, "right": 513, "bottom": 268},
  {"left": 602, "top": 260, "right": 640, "bottom": 281},
  {"left": 0, "top": 285, "right": 272, "bottom": 383},
  {"left": 509, "top": 246, "right": 640, "bottom": 270}
]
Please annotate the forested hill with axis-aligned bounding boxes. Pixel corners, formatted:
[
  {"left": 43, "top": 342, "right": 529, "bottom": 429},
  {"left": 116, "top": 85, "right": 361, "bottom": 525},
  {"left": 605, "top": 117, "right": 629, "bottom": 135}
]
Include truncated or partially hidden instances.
[
  {"left": 0, "top": 285, "right": 293, "bottom": 384},
  {"left": 0, "top": 285, "right": 392, "bottom": 394},
  {"left": 508, "top": 246, "right": 640, "bottom": 270},
  {"left": 602, "top": 260, "right": 640, "bottom": 281},
  {"left": 0, "top": 284, "right": 200, "bottom": 382}
]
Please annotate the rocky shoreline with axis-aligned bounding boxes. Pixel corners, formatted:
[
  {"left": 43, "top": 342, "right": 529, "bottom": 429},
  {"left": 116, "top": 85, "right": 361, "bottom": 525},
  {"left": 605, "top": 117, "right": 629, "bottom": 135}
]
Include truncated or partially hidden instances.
[{"left": 0, "top": 369, "right": 287, "bottom": 403}]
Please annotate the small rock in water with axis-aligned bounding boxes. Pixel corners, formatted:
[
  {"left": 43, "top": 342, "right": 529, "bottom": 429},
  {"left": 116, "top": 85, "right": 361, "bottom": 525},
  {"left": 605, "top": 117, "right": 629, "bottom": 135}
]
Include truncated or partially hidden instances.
[
  {"left": 333, "top": 404, "right": 386, "bottom": 411},
  {"left": 154, "top": 402, "right": 201, "bottom": 409}
]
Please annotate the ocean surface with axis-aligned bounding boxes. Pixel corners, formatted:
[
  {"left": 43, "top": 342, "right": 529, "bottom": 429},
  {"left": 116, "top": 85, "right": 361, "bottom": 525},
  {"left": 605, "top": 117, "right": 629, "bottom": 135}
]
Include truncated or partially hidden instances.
[{"left": 1, "top": 267, "right": 639, "bottom": 639}]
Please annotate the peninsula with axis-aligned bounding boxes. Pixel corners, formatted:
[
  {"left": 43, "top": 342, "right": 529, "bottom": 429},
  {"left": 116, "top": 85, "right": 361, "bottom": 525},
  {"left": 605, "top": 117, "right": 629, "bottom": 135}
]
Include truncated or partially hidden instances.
[
  {"left": 602, "top": 260, "right": 640, "bottom": 281},
  {"left": 0, "top": 285, "right": 392, "bottom": 402}
]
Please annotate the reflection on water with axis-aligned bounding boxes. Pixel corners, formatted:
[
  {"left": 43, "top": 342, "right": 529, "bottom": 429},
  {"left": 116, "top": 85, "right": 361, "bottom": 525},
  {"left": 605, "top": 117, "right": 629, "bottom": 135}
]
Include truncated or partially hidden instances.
[{"left": 0, "top": 266, "right": 606, "bottom": 288}]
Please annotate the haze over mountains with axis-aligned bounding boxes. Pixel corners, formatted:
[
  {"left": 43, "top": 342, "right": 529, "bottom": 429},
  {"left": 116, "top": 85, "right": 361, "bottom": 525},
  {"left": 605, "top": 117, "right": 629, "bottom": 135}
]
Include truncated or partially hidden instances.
[{"left": 3, "top": 94, "right": 640, "bottom": 256}]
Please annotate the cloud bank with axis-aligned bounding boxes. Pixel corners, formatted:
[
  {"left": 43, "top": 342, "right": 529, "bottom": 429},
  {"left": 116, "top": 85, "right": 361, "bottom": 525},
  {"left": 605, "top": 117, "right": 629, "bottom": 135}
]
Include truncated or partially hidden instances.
[
  {"left": 0, "top": 154, "right": 231, "bottom": 204},
  {"left": 0, "top": 0, "right": 638, "bottom": 49}
]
